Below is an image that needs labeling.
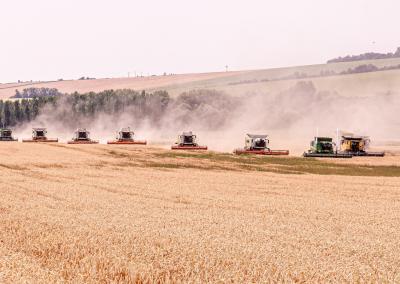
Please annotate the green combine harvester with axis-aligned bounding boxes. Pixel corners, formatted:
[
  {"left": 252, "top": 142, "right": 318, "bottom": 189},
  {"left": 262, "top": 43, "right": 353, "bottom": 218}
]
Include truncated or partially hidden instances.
[
  {"left": 303, "top": 137, "right": 352, "bottom": 158},
  {"left": 0, "top": 128, "right": 18, "bottom": 142}
]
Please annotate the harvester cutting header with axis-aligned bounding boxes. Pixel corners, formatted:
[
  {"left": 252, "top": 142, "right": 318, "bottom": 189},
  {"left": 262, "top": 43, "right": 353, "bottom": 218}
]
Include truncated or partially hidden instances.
[{"left": 234, "top": 134, "right": 289, "bottom": 155}]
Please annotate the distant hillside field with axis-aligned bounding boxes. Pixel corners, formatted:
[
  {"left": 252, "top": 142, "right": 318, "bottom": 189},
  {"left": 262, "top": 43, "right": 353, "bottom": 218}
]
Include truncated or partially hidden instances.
[
  {"left": 0, "top": 72, "right": 244, "bottom": 99},
  {"left": 1, "top": 57, "right": 400, "bottom": 100}
]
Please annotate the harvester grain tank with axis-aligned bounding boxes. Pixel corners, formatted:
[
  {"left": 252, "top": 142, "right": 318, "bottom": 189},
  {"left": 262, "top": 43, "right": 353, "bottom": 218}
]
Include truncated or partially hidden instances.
[
  {"left": 234, "top": 134, "right": 289, "bottom": 155},
  {"left": 171, "top": 131, "right": 207, "bottom": 150},
  {"left": 340, "top": 135, "right": 384, "bottom": 157},
  {"left": 303, "top": 137, "right": 352, "bottom": 158},
  {"left": 22, "top": 128, "right": 58, "bottom": 143},
  {"left": 107, "top": 127, "right": 147, "bottom": 145},
  {"left": 67, "top": 128, "right": 99, "bottom": 144},
  {"left": 0, "top": 128, "right": 17, "bottom": 141}
]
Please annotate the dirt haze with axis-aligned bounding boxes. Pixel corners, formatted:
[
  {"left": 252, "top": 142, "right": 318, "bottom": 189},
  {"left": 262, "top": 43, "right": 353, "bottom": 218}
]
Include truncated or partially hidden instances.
[
  {"left": 13, "top": 79, "right": 400, "bottom": 155},
  {"left": 3, "top": 57, "right": 399, "bottom": 155}
]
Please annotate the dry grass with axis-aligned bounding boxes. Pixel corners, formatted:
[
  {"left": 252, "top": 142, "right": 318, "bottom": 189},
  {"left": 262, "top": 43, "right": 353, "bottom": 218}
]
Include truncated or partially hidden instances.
[{"left": 1, "top": 143, "right": 400, "bottom": 282}]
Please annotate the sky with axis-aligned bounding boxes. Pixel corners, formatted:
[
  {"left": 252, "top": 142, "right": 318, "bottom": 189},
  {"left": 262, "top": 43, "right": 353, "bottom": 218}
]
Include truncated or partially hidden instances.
[{"left": 0, "top": 0, "right": 399, "bottom": 83}]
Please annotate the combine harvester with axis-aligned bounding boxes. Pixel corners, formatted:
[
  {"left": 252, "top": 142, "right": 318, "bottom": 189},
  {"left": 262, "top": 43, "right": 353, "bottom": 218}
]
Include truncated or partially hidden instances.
[
  {"left": 107, "top": 127, "right": 147, "bottom": 145},
  {"left": 303, "top": 137, "right": 352, "bottom": 158},
  {"left": 234, "top": 134, "right": 289, "bottom": 155},
  {"left": 340, "top": 135, "right": 384, "bottom": 157},
  {"left": 22, "top": 128, "right": 58, "bottom": 143},
  {"left": 0, "top": 128, "right": 18, "bottom": 142},
  {"left": 171, "top": 131, "right": 207, "bottom": 150},
  {"left": 67, "top": 128, "right": 99, "bottom": 144}
]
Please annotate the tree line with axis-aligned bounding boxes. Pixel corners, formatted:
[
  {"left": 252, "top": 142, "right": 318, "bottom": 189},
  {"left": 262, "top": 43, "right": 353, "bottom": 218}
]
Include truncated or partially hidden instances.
[
  {"left": 327, "top": 47, "right": 400, "bottom": 63},
  {"left": 0, "top": 97, "right": 56, "bottom": 128},
  {"left": 11, "top": 87, "right": 63, "bottom": 99},
  {"left": 0, "top": 89, "right": 171, "bottom": 128},
  {"left": 227, "top": 62, "right": 400, "bottom": 87}
]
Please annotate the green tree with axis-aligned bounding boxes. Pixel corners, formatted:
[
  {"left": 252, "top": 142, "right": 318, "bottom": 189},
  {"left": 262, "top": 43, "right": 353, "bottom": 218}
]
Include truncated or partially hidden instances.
[
  {"left": 22, "top": 99, "right": 31, "bottom": 122},
  {"left": 31, "top": 97, "right": 39, "bottom": 119},
  {"left": 13, "top": 100, "right": 22, "bottom": 124},
  {"left": 3, "top": 101, "right": 12, "bottom": 126}
]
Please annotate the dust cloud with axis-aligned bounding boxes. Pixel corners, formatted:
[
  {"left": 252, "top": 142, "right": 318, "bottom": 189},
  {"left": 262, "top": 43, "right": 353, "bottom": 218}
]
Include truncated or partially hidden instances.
[{"left": 15, "top": 81, "right": 400, "bottom": 154}]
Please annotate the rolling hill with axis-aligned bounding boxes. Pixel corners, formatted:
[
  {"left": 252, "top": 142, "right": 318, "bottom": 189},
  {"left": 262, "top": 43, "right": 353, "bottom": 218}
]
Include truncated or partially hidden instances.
[{"left": 1, "top": 57, "right": 400, "bottom": 99}]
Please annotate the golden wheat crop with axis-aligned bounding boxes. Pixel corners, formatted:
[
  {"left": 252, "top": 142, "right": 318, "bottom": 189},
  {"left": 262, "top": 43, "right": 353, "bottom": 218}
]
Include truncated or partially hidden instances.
[{"left": 0, "top": 143, "right": 400, "bottom": 283}]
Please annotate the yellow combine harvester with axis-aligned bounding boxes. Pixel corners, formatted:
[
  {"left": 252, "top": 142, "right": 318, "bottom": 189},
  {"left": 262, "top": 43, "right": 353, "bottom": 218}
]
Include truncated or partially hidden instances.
[{"left": 340, "top": 135, "right": 384, "bottom": 157}]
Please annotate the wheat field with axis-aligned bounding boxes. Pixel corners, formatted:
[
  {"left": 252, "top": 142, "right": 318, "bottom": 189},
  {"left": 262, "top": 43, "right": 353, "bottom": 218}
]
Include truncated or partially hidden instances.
[{"left": 1, "top": 143, "right": 400, "bottom": 282}]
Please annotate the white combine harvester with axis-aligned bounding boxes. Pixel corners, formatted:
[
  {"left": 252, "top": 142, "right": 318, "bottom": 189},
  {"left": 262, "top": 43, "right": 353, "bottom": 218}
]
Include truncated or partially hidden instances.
[
  {"left": 234, "top": 134, "right": 289, "bottom": 155},
  {"left": 0, "top": 128, "right": 17, "bottom": 142},
  {"left": 108, "top": 127, "right": 147, "bottom": 145},
  {"left": 22, "top": 128, "right": 58, "bottom": 143},
  {"left": 171, "top": 131, "right": 207, "bottom": 150},
  {"left": 67, "top": 128, "right": 99, "bottom": 144}
]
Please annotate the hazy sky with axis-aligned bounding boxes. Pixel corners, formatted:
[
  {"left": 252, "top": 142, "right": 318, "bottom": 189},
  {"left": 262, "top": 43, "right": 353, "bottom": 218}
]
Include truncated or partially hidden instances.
[{"left": 1, "top": 0, "right": 399, "bottom": 82}]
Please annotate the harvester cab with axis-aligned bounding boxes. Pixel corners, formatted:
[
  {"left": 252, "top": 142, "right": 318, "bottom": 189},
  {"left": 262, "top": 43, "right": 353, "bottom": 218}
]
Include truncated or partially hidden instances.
[
  {"left": 234, "top": 134, "right": 289, "bottom": 155},
  {"left": 68, "top": 128, "right": 99, "bottom": 144},
  {"left": 341, "top": 136, "right": 365, "bottom": 152},
  {"left": 304, "top": 137, "right": 352, "bottom": 158},
  {"left": 180, "top": 132, "right": 196, "bottom": 146},
  {"left": 34, "top": 128, "right": 46, "bottom": 138},
  {"left": 107, "top": 127, "right": 147, "bottom": 145},
  {"left": 171, "top": 131, "right": 207, "bottom": 150},
  {"left": 340, "top": 135, "right": 384, "bottom": 157},
  {"left": 311, "top": 137, "right": 334, "bottom": 153},
  {"left": 119, "top": 128, "right": 134, "bottom": 141},
  {"left": 77, "top": 129, "right": 89, "bottom": 140},
  {"left": 0, "top": 128, "right": 17, "bottom": 141},
  {"left": 245, "top": 134, "right": 269, "bottom": 150}
]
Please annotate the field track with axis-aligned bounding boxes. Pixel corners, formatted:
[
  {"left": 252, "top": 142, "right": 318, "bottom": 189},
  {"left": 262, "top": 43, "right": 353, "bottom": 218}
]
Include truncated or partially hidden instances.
[{"left": 1, "top": 143, "right": 400, "bottom": 282}]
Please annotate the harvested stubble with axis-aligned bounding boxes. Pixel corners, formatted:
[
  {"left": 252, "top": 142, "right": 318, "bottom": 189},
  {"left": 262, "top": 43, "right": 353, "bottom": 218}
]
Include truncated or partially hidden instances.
[{"left": 0, "top": 143, "right": 400, "bottom": 283}]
